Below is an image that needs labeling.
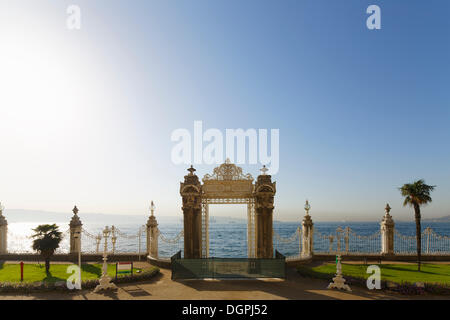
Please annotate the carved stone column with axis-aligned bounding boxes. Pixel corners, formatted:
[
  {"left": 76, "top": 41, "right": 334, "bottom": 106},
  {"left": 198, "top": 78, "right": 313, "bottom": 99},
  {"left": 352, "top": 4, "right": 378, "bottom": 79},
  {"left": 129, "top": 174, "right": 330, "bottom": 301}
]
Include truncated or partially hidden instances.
[
  {"left": 69, "top": 206, "right": 82, "bottom": 254},
  {"left": 380, "top": 203, "right": 395, "bottom": 255},
  {"left": 301, "top": 200, "right": 314, "bottom": 257},
  {"left": 180, "top": 166, "right": 202, "bottom": 258},
  {"left": 146, "top": 201, "right": 159, "bottom": 258},
  {"left": 254, "top": 166, "right": 276, "bottom": 258},
  {"left": 0, "top": 203, "right": 7, "bottom": 254}
]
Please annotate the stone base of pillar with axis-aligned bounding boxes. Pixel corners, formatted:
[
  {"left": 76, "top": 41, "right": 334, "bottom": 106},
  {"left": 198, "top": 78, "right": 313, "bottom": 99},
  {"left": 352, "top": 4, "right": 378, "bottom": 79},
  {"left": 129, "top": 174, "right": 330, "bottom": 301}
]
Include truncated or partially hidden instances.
[
  {"left": 93, "top": 256, "right": 117, "bottom": 293},
  {"left": 327, "top": 275, "right": 352, "bottom": 292},
  {"left": 93, "top": 274, "right": 117, "bottom": 293},
  {"left": 327, "top": 255, "right": 351, "bottom": 292}
]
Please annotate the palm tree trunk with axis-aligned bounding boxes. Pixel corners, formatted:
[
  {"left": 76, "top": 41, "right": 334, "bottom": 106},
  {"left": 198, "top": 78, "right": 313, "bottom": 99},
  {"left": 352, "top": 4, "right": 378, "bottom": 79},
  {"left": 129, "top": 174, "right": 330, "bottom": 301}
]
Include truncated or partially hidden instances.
[{"left": 414, "top": 203, "right": 421, "bottom": 271}]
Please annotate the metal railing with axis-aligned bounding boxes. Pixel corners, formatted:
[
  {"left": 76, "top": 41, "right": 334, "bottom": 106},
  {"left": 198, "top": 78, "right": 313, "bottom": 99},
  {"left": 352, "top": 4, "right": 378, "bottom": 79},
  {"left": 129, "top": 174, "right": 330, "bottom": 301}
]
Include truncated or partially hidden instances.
[{"left": 5, "top": 225, "right": 450, "bottom": 256}]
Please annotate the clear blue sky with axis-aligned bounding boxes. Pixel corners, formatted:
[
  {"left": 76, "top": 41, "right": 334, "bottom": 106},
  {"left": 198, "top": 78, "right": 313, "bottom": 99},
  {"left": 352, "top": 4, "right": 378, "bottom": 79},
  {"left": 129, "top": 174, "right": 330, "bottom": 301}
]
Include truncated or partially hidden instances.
[{"left": 0, "top": 1, "right": 449, "bottom": 221}]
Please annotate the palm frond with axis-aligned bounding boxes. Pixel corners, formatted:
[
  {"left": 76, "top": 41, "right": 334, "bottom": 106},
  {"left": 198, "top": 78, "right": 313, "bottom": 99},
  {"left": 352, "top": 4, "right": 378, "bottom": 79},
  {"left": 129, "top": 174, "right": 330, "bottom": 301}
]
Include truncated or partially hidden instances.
[{"left": 399, "top": 179, "right": 436, "bottom": 207}]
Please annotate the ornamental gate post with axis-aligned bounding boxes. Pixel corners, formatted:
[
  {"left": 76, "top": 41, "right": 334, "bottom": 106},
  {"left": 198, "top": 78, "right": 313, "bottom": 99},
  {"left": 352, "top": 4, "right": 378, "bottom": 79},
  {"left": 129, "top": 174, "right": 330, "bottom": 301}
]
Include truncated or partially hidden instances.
[
  {"left": 180, "top": 166, "right": 202, "bottom": 259},
  {"left": 301, "top": 200, "right": 314, "bottom": 257},
  {"left": 254, "top": 166, "right": 276, "bottom": 258},
  {"left": 147, "top": 201, "right": 159, "bottom": 258},
  {"left": 380, "top": 204, "right": 395, "bottom": 255},
  {"left": 69, "top": 206, "right": 82, "bottom": 254},
  {"left": 0, "top": 203, "right": 7, "bottom": 254}
]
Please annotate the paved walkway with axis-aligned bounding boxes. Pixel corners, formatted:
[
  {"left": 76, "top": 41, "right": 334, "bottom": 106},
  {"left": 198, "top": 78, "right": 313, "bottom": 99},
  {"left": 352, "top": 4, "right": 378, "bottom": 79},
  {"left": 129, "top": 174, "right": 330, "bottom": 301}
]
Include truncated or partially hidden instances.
[{"left": 1, "top": 265, "right": 448, "bottom": 300}]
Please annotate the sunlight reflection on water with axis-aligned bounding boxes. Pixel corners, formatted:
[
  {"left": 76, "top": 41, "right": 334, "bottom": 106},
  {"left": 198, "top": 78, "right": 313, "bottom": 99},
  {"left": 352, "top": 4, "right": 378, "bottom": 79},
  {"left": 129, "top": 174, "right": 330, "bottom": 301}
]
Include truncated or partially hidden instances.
[{"left": 7, "top": 222, "right": 70, "bottom": 253}]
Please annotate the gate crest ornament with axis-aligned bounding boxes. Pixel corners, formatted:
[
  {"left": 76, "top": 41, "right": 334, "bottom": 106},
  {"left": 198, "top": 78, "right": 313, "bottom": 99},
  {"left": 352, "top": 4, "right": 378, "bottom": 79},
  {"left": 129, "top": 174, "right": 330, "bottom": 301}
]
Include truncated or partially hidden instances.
[{"left": 203, "top": 158, "right": 253, "bottom": 182}]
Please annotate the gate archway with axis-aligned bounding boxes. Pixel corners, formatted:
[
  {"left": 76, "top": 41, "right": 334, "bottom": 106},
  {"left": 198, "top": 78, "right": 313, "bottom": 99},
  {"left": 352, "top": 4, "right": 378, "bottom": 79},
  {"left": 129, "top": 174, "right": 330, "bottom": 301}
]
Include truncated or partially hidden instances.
[{"left": 180, "top": 159, "right": 276, "bottom": 259}]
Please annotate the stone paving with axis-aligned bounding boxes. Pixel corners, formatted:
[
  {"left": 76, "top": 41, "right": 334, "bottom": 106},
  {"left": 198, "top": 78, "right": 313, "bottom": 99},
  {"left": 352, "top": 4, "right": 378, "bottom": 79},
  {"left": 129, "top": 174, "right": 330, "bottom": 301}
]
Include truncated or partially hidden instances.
[{"left": 1, "top": 264, "right": 449, "bottom": 300}]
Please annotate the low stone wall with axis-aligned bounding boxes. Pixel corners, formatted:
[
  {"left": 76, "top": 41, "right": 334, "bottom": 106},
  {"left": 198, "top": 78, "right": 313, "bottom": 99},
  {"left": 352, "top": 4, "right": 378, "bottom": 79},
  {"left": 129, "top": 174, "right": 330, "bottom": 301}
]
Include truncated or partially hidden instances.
[
  {"left": 147, "top": 256, "right": 172, "bottom": 269},
  {"left": 6, "top": 252, "right": 443, "bottom": 267},
  {"left": 0, "top": 253, "right": 147, "bottom": 263},
  {"left": 146, "top": 253, "right": 450, "bottom": 269},
  {"left": 286, "top": 256, "right": 313, "bottom": 268}
]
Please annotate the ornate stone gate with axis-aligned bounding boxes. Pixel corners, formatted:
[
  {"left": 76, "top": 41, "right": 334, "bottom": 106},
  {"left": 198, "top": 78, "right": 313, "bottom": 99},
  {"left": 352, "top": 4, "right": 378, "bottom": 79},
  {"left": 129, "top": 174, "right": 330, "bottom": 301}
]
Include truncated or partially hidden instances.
[{"left": 180, "top": 159, "right": 276, "bottom": 259}]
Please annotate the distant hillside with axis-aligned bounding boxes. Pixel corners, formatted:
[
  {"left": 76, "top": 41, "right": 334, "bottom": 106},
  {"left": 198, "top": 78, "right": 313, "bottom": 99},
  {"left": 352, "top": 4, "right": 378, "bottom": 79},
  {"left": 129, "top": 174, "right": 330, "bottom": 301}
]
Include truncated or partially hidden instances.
[
  {"left": 423, "top": 215, "right": 450, "bottom": 222},
  {"left": 2, "top": 209, "right": 248, "bottom": 225},
  {"left": 4, "top": 209, "right": 150, "bottom": 225}
]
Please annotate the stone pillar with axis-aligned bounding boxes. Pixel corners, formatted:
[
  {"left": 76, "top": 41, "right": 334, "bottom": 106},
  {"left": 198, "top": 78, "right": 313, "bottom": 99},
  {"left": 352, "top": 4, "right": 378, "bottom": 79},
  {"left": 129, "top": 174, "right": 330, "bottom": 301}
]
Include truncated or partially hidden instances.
[
  {"left": 301, "top": 200, "right": 314, "bottom": 257},
  {"left": 0, "top": 203, "right": 8, "bottom": 254},
  {"left": 254, "top": 166, "right": 276, "bottom": 258},
  {"left": 69, "top": 206, "right": 82, "bottom": 254},
  {"left": 146, "top": 201, "right": 159, "bottom": 258},
  {"left": 380, "top": 203, "right": 395, "bottom": 255},
  {"left": 180, "top": 166, "right": 202, "bottom": 259}
]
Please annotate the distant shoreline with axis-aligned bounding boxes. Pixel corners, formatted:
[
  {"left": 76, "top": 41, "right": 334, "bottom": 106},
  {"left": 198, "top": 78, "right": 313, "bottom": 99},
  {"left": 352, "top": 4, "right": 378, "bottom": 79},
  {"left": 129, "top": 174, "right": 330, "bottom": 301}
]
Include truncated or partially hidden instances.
[{"left": 4, "top": 209, "right": 450, "bottom": 224}]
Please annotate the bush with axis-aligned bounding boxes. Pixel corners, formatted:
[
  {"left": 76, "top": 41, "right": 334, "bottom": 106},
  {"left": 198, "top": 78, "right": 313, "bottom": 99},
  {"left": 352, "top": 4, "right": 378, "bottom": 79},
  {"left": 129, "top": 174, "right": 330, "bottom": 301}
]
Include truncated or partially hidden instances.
[{"left": 0, "top": 267, "right": 159, "bottom": 293}]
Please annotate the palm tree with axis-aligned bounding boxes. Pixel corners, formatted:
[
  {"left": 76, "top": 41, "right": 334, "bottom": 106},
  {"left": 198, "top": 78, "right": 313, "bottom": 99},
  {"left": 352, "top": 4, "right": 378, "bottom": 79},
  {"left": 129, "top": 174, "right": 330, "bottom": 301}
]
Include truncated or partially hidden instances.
[
  {"left": 399, "top": 179, "right": 436, "bottom": 271},
  {"left": 31, "top": 224, "right": 63, "bottom": 273}
]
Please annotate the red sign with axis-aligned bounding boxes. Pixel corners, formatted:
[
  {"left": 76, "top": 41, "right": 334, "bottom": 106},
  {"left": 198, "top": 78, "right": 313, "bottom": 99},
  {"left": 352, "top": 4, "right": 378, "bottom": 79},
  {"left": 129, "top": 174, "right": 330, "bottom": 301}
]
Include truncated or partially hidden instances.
[{"left": 20, "top": 261, "right": 24, "bottom": 281}]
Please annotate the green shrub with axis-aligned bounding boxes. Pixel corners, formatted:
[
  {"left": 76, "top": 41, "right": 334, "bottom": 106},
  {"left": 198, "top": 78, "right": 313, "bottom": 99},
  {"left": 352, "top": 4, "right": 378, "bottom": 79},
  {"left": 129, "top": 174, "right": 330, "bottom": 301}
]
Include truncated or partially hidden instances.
[{"left": 0, "top": 267, "right": 159, "bottom": 293}]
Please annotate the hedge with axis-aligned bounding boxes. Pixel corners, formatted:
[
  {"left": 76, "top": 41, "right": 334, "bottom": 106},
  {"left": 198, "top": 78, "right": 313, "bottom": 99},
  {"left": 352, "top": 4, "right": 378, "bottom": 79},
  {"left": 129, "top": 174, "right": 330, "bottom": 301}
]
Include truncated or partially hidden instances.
[{"left": 0, "top": 267, "right": 159, "bottom": 294}]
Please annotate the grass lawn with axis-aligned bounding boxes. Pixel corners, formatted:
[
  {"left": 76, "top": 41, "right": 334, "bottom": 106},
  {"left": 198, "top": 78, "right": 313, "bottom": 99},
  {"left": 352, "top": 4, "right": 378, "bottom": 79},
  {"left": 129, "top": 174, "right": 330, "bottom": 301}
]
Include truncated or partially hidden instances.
[
  {"left": 0, "top": 263, "right": 149, "bottom": 283},
  {"left": 299, "top": 263, "right": 450, "bottom": 285}
]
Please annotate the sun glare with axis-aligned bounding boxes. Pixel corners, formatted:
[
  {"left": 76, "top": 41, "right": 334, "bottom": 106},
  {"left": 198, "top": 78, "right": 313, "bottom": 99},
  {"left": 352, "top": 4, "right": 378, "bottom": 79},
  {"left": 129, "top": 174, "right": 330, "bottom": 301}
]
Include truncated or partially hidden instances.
[{"left": 0, "top": 33, "right": 94, "bottom": 147}]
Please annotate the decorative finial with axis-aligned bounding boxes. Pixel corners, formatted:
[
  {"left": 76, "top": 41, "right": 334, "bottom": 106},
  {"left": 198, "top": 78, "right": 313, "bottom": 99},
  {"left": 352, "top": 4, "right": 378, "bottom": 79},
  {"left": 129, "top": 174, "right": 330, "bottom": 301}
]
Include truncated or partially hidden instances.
[
  {"left": 225, "top": 158, "right": 231, "bottom": 164},
  {"left": 304, "top": 200, "right": 311, "bottom": 215},
  {"left": 385, "top": 203, "right": 391, "bottom": 215},
  {"left": 260, "top": 165, "right": 269, "bottom": 175},
  {"left": 103, "top": 225, "right": 110, "bottom": 237},
  {"left": 69, "top": 205, "right": 82, "bottom": 227},
  {"left": 187, "top": 165, "right": 196, "bottom": 176},
  {"left": 150, "top": 201, "right": 155, "bottom": 216}
]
